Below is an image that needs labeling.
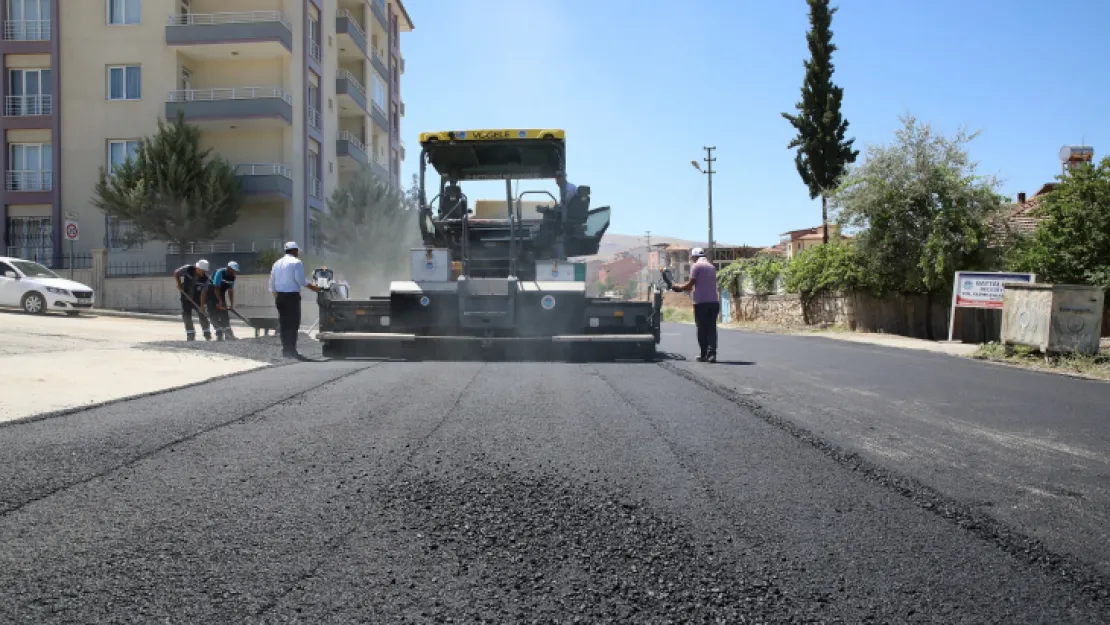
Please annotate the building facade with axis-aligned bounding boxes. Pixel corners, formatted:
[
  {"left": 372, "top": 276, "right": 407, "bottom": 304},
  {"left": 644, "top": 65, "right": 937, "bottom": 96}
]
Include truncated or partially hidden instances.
[{"left": 1, "top": 0, "right": 412, "bottom": 266}]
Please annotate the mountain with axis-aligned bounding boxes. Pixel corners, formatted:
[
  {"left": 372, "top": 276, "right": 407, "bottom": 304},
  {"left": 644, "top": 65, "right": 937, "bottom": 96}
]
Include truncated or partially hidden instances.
[{"left": 573, "top": 233, "right": 724, "bottom": 262}]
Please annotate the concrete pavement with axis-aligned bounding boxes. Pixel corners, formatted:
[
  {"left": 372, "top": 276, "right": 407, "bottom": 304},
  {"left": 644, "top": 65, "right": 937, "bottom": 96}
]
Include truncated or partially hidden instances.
[{"left": 0, "top": 311, "right": 267, "bottom": 423}]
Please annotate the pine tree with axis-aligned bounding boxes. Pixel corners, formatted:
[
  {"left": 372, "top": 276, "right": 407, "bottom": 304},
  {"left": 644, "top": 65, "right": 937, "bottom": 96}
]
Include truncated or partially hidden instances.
[
  {"left": 782, "top": 0, "right": 859, "bottom": 244},
  {"left": 317, "top": 164, "right": 420, "bottom": 292},
  {"left": 92, "top": 110, "right": 242, "bottom": 265}
]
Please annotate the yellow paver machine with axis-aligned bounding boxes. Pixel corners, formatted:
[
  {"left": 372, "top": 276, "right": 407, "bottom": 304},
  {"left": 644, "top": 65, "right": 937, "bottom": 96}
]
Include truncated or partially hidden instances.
[{"left": 314, "top": 129, "right": 663, "bottom": 361}]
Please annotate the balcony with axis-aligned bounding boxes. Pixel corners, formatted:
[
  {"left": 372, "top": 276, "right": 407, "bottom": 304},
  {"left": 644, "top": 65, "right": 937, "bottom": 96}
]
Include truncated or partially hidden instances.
[
  {"left": 310, "top": 177, "right": 323, "bottom": 200},
  {"left": 373, "top": 160, "right": 389, "bottom": 183},
  {"left": 165, "top": 87, "right": 293, "bottom": 130},
  {"left": 336, "top": 131, "right": 368, "bottom": 170},
  {"left": 336, "top": 70, "right": 368, "bottom": 116},
  {"left": 4, "top": 95, "right": 52, "bottom": 117},
  {"left": 370, "top": 0, "right": 388, "bottom": 29},
  {"left": 370, "top": 47, "right": 389, "bottom": 81},
  {"left": 235, "top": 163, "right": 293, "bottom": 200},
  {"left": 308, "top": 105, "right": 321, "bottom": 132},
  {"left": 309, "top": 38, "right": 321, "bottom": 64},
  {"left": 335, "top": 10, "right": 368, "bottom": 60},
  {"left": 370, "top": 100, "right": 388, "bottom": 131},
  {"left": 4, "top": 19, "right": 50, "bottom": 41},
  {"left": 166, "top": 11, "right": 293, "bottom": 59},
  {"left": 6, "top": 170, "right": 51, "bottom": 192}
]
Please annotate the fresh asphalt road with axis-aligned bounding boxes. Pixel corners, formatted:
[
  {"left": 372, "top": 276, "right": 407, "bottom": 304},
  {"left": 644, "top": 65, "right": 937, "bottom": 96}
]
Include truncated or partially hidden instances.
[{"left": 1, "top": 325, "right": 1108, "bottom": 623}]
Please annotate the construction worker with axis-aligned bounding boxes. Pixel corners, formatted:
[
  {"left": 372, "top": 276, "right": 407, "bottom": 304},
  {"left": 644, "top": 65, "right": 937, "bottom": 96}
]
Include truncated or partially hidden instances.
[
  {"left": 173, "top": 259, "right": 211, "bottom": 341},
  {"left": 206, "top": 260, "right": 239, "bottom": 341},
  {"left": 670, "top": 247, "right": 719, "bottom": 362},
  {"left": 268, "top": 241, "right": 320, "bottom": 359}
]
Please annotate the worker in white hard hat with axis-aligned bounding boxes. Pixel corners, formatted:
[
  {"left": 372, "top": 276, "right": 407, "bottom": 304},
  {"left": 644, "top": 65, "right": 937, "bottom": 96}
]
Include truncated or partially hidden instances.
[
  {"left": 172, "top": 258, "right": 212, "bottom": 341},
  {"left": 669, "top": 247, "right": 719, "bottom": 362},
  {"left": 268, "top": 241, "right": 320, "bottom": 359},
  {"left": 205, "top": 260, "right": 240, "bottom": 341}
]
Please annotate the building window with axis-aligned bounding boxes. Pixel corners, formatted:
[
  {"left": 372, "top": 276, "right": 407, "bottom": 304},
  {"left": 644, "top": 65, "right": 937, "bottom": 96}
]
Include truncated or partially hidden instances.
[
  {"left": 104, "top": 216, "right": 143, "bottom": 251},
  {"left": 7, "top": 142, "right": 51, "bottom": 191},
  {"left": 107, "top": 65, "right": 141, "bottom": 100},
  {"left": 370, "top": 75, "right": 386, "bottom": 113},
  {"left": 8, "top": 0, "right": 51, "bottom": 40},
  {"left": 107, "top": 139, "right": 140, "bottom": 173},
  {"left": 391, "top": 103, "right": 398, "bottom": 133},
  {"left": 7, "top": 68, "right": 52, "bottom": 116},
  {"left": 107, "top": 0, "right": 140, "bottom": 25},
  {"left": 6, "top": 215, "right": 52, "bottom": 262}
]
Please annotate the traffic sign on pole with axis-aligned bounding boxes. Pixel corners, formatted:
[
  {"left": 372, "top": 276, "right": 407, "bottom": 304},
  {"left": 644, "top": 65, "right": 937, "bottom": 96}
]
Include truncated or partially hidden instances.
[{"left": 64, "top": 218, "right": 79, "bottom": 241}]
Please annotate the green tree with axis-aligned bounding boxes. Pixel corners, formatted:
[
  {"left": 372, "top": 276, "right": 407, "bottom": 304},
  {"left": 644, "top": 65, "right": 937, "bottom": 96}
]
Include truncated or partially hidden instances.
[
  {"left": 91, "top": 110, "right": 242, "bottom": 264},
  {"left": 318, "top": 164, "right": 421, "bottom": 293},
  {"left": 833, "top": 114, "right": 1005, "bottom": 337},
  {"left": 782, "top": 0, "right": 859, "bottom": 244},
  {"left": 1005, "top": 157, "right": 1110, "bottom": 289}
]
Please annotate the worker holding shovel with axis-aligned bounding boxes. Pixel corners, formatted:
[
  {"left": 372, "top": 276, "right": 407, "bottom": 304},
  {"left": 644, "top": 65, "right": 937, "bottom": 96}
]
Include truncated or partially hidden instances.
[
  {"left": 205, "top": 261, "right": 239, "bottom": 341},
  {"left": 173, "top": 259, "right": 212, "bottom": 341}
]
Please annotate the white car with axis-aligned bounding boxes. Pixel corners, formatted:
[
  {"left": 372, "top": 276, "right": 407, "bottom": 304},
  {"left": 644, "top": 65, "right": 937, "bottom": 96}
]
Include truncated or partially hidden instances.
[{"left": 0, "top": 256, "right": 96, "bottom": 315}]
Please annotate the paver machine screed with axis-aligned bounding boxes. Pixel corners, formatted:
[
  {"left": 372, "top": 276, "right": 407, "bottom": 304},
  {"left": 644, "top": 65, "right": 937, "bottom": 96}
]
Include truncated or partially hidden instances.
[{"left": 314, "top": 128, "right": 664, "bottom": 361}]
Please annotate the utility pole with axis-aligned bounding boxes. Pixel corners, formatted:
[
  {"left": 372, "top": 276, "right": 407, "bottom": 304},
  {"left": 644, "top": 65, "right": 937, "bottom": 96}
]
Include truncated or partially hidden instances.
[
  {"left": 644, "top": 230, "right": 652, "bottom": 299},
  {"left": 691, "top": 147, "right": 716, "bottom": 265}
]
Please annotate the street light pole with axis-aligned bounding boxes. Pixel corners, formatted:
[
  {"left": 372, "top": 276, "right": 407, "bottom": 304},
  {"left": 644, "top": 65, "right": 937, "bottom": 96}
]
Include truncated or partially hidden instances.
[{"left": 691, "top": 147, "right": 716, "bottom": 264}]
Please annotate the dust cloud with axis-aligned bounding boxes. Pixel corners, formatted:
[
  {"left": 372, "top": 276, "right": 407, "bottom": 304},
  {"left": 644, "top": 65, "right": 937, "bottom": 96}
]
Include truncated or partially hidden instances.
[{"left": 326, "top": 209, "right": 422, "bottom": 299}]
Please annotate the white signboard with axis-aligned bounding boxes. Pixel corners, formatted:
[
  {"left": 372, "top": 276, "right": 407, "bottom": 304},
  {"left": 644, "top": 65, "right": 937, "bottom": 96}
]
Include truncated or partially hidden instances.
[
  {"left": 953, "top": 271, "right": 1035, "bottom": 310},
  {"left": 63, "top": 218, "right": 79, "bottom": 242},
  {"left": 947, "top": 270, "right": 1035, "bottom": 342}
]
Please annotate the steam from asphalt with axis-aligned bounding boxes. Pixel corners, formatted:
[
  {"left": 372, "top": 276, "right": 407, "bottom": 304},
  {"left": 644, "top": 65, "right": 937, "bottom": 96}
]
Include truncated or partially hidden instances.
[{"left": 329, "top": 209, "right": 422, "bottom": 299}]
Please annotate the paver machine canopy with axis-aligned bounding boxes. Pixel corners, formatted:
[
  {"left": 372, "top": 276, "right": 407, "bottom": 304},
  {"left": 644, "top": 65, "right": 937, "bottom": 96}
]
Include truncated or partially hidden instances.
[{"left": 416, "top": 129, "right": 611, "bottom": 280}]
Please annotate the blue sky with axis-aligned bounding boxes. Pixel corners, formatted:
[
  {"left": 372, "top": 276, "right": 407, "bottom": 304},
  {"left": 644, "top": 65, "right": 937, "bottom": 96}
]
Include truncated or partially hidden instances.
[{"left": 397, "top": 0, "right": 1109, "bottom": 247}]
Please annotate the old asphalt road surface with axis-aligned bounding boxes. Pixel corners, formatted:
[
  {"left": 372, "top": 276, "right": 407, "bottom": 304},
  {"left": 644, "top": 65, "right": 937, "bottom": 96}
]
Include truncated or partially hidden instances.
[{"left": 1, "top": 329, "right": 1109, "bottom": 623}]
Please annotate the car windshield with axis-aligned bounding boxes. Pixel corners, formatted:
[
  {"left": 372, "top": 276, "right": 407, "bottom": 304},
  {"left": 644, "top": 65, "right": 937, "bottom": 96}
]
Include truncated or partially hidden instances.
[{"left": 11, "top": 260, "right": 59, "bottom": 279}]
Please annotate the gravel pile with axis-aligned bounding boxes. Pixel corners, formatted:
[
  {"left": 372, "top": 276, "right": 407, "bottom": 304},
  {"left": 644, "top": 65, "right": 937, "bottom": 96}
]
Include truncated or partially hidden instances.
[
  {"left": 138, "top": 332, "right": 322, "bottom": 364},
  {"left": 353, "top": 468, "right": 804, "bottom": 624}
]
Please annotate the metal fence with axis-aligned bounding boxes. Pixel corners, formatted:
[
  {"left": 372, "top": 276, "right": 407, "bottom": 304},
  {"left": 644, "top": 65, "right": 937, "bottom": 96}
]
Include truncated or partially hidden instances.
[{"left": 108, "top": 260, "right": 168, "bottom": 277}]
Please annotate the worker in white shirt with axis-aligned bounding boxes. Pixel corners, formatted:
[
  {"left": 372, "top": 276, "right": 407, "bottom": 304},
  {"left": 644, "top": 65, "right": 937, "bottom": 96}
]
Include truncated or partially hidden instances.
[{"left": 268, "top": 241, "right": 320, "bottom": 359}]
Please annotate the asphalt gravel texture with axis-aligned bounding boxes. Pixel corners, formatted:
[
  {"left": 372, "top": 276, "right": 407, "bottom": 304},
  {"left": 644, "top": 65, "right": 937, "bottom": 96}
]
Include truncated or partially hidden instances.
[{"left": 2, "top": 324, "right": 1109, "bottom": 623}]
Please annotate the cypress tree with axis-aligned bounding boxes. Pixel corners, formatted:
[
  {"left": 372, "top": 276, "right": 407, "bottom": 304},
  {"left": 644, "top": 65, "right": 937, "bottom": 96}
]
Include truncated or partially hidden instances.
[{"left": 782, "top": 0, "right": 858, "bottom": 244}]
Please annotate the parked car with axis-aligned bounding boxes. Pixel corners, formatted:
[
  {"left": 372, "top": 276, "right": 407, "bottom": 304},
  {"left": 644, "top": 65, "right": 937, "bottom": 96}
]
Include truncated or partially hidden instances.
[{"left": 0, "top": 256, "right": 95, "bottom": 315}]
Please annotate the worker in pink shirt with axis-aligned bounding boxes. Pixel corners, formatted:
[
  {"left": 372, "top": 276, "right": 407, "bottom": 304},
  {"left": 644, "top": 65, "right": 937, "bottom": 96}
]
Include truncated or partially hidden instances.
[{"left": 670, "top": 247, "right": 719, "bottom": 362}]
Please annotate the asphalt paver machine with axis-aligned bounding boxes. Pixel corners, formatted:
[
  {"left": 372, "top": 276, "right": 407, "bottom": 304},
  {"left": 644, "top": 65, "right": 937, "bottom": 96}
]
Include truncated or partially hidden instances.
[{"left": 314, "top": 128, "right": 663, "bottom": 361}]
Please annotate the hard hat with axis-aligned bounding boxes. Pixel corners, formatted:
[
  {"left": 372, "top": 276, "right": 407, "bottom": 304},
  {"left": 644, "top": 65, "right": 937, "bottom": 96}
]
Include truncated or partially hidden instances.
[
  {"left": 196, "top": 259, "right": 210, "bottom": 272},
  {"left": 227, "top": 261, "right": 240, "bottom": 271},
  {"left": 690, "top": 247, "right": 705, "bottom": 258},
  {"left": 284, "top": 241, "right": 298, "bottom": 251}
]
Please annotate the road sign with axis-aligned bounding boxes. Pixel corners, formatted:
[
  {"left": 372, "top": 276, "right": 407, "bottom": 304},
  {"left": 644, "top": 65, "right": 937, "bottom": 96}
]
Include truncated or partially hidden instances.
[
  {"left": 946, "top": 271, "right": 1035, "bottom": 342},
  {"left": 63, "top": 219, "right": 79, "bottom": 241}
]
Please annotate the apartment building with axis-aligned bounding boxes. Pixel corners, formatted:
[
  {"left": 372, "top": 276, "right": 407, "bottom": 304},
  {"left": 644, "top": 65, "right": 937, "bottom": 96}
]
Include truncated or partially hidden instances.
[{"left": 1, "top": 0, "right": 412, "bottom": 266}]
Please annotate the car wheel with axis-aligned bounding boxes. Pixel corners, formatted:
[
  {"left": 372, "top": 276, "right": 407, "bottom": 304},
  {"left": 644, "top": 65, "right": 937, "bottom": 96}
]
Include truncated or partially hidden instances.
[{"left": 21, "top": 291, "right": 46, "bottom": 315}]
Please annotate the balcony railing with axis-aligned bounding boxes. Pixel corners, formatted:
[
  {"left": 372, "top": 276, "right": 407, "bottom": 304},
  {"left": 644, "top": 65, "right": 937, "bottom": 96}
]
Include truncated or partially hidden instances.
[
  {"left": 308, "top": 106, "right": 321, "bottom": 130},
  {"left": 6, "top": 170, "right": 52, "bottom": 191},
  {"left": 338, "top": 9, "right": 367, "bottom": 43},
  {"left": 234, "top": 163, "right": 293, "bottom": 178},
  {"left": 166, "top": 11, "right": 291, "bottom": 29},
  {"left": 310, "top": 39, "right": 321, "bottom": 62},
  {"left": 167, "top": 86, "right": 293, "bottom": 104},
  {"left": 336, "top": 70, "right": 367, "bottom": 97},
  {"left": 337, "top": 131, "right": 366, "bottom": 153},
  {"left": 4, "top": 94, "right": 52, "bottom": 117},
  {"left": 310, "top": 177, "right": 322, "bottom": 199},
  {"left": 4, "top": 20, "right": 50, "bottom": 41}
]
